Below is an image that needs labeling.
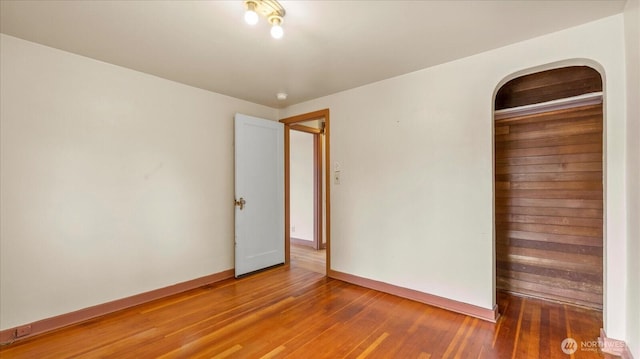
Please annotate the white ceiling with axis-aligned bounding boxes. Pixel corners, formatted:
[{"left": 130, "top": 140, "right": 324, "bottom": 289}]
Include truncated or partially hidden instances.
[{"left": 0, "top": 0, "right": 626, "bottom": 108}]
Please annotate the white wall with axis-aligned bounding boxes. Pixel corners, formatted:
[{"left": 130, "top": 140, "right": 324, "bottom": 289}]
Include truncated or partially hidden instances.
[
  {"left": 281, "top": 15, "right": 628, "bottom": 339},
  {"left": 290, "top": 130, "right": 315, "bottom": 241},
  {"left": 0, "top": 34, "right": 278, "bottom": 330},
  {"left": 624, "top": 0, "right": 640, "bottom": 356}
]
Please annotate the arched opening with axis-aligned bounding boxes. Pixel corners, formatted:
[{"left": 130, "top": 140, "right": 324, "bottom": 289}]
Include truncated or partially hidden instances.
[{"left": 494, "top": 66, "right": 604, "bottom": 310}]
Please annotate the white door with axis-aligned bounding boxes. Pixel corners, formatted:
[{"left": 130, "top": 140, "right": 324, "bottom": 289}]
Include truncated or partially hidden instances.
[{"left": 234, "top": 113, "right": 284, "bottom": 277}]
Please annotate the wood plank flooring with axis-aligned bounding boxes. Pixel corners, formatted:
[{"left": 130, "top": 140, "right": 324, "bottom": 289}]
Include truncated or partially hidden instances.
[
  {"left": 0, "top": 266, "right": 611, "bottom": 358},
  {"left": 290, "top": 243, "right": 326, "bottom": 275}
]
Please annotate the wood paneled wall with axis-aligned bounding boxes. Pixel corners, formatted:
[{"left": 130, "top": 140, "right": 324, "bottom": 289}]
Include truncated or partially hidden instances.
[
  {"left": 494, "top": 67, "right": 603, "bottom": 309},
  {"left": 495, "top": 66, "right": 602, "bottom": 110}
]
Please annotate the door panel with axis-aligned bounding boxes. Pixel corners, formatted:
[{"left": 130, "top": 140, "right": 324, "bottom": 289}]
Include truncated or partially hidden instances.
[{"left": 234, "top": 113, "right": 284, "bottom": 277}]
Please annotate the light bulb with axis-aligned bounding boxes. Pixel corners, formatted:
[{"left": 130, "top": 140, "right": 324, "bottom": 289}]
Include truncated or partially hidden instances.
[
  {"left": 270, "top": 23, "right": 283, "bottom": 39},
  {"left": 244, "top": 9, "right": 259, "bottom": 25}
]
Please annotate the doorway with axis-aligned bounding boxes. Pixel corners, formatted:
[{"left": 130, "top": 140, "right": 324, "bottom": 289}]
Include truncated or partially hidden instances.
[
  {"left": 494, "top": 66, "right": 603, "bottom": 309},
  {"left": 280, "top": 109, "right": 330, "bottom": 275}
]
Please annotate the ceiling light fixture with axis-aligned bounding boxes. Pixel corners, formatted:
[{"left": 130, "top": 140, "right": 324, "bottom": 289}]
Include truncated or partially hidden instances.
[
  {"left": 243, "top": 0, "right": 286, "bottom": 39},
  {"left": 244, "top": 1, "right": 259, "bottom": 25},
  {"left": 269, "top": 15, "right": 284, "bottom": 39}
]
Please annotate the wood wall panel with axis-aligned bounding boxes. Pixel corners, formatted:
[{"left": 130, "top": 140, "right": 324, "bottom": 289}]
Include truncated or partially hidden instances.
[
  {"left": 495, "top": 103, "right": 603, "bottom": 309},
  {"left": 495, "top": 66, "right": 602, "bottom": 110}
]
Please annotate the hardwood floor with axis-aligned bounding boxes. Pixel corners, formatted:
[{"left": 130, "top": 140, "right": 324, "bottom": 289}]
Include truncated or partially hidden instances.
[
  {"left": 0, "top": 266, "right": 611, "bottom": 358},
  {"left": 290, "top": 243, "right": 326, "bottom": 275}
]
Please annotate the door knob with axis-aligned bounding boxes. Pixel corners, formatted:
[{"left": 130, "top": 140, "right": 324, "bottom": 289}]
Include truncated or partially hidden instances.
[{"left": 234, "top": 197, "right": 246, "bottom": 210}]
